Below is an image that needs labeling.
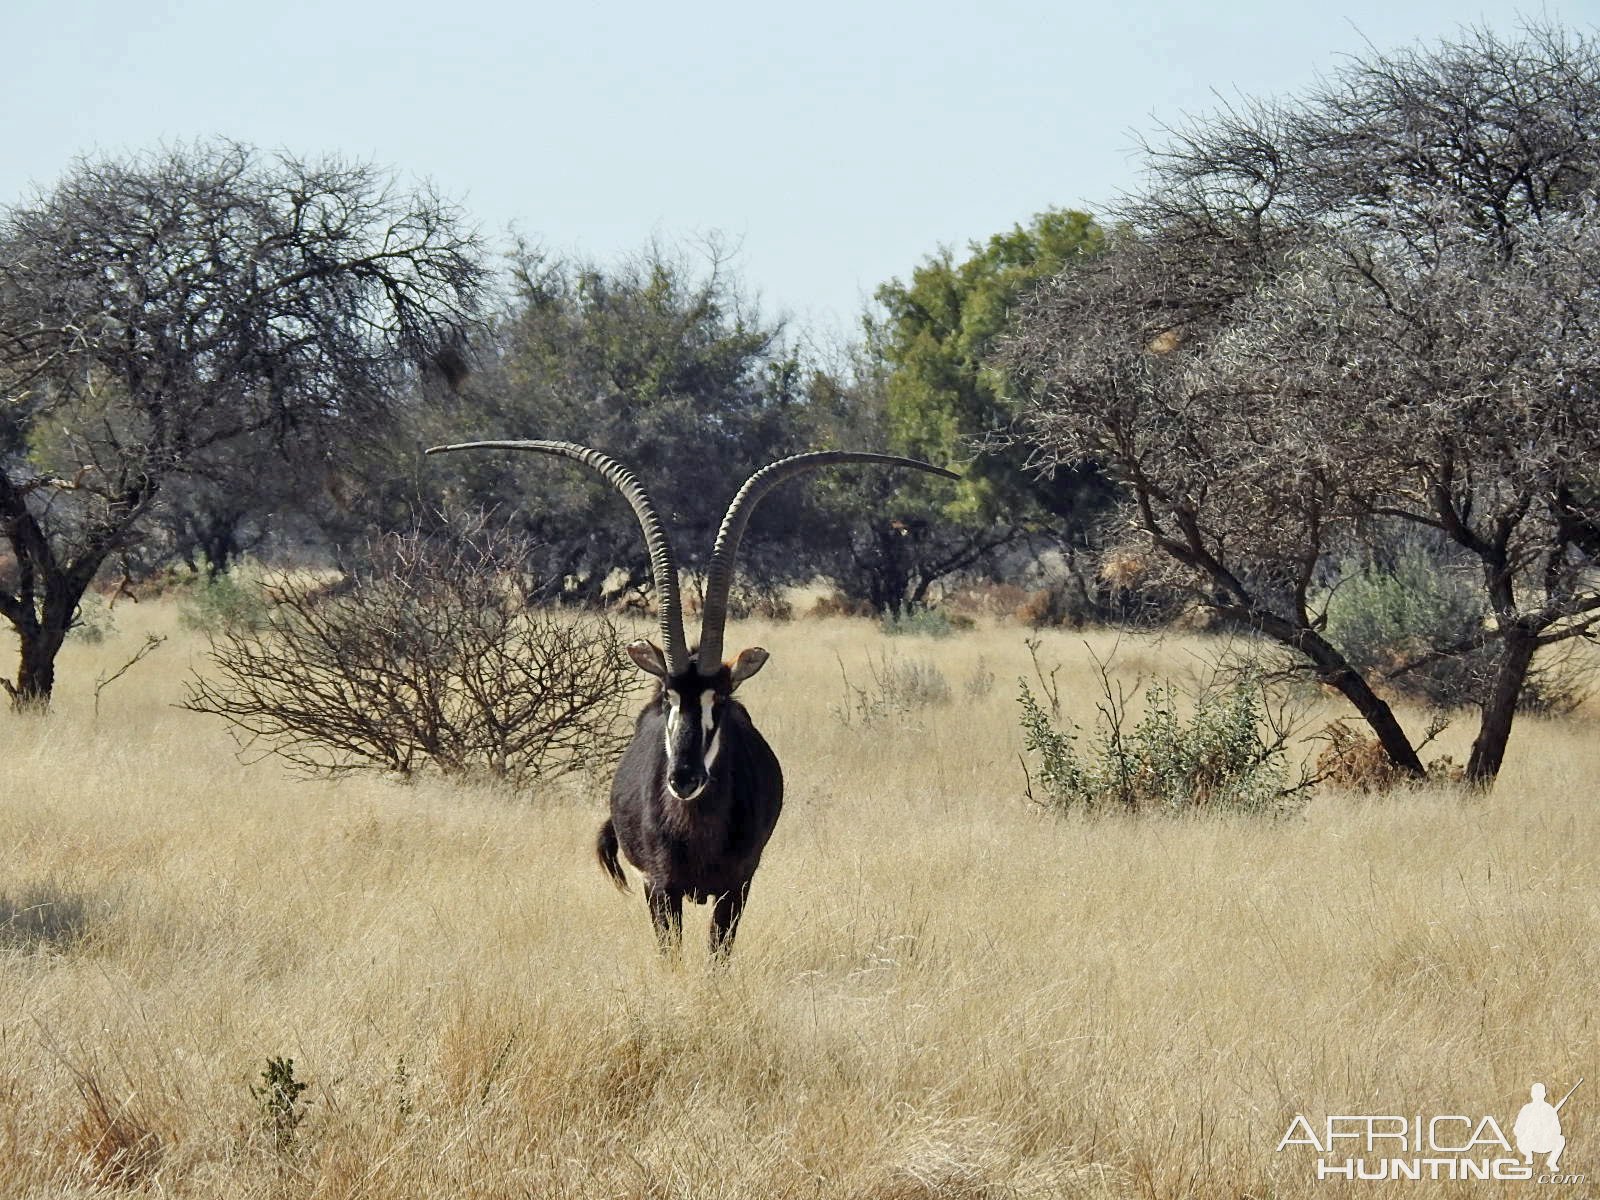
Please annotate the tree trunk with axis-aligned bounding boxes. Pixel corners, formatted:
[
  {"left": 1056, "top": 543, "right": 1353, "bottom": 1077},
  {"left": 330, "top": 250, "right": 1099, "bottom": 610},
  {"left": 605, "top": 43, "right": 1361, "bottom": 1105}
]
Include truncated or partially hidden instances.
[
  {"left": 203, "top": 526, "right": 239, "bottom": 577},
  {"left": 1322, "top": 662, "right": 1428, "bottom": 778},
  {"left": 5, "top": 572, "right": 90, "bottom": 713},
  {"left": 861, "top": 524, "right": 912, "bottom": 615},
  {"left": 12, "top": 624, "right": 67, "bottom": 711},
  {"left": 1465, "top": 629, "right": 1537, "bottom": 785},
  {"left": 1248, "top": 610, "right": 1428, "bottom": 778}
]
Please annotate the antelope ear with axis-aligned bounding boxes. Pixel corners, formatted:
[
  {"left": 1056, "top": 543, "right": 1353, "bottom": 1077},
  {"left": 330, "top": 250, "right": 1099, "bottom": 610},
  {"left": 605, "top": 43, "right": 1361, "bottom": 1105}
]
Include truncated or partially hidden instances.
[
  {"left": 728, "top": 647, "right": 770, "bottom": 690},
  {"left": 626, "top": 640, "right": 669, "bottom": 678}
]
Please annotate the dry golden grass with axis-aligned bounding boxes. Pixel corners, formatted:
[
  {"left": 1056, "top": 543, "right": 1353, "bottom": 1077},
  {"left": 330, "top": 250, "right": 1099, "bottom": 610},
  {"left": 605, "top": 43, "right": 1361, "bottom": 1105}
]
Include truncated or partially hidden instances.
[{"left": 1, "top": 604, "right": 1596, "bottom": 1197}]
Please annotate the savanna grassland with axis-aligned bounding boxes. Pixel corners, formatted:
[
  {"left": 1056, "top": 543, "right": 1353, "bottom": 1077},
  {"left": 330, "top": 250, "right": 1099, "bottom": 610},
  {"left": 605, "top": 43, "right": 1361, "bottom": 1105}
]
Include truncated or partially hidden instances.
[{"left": 1, "top": 601, "right": 1597, "bottom": 1199}]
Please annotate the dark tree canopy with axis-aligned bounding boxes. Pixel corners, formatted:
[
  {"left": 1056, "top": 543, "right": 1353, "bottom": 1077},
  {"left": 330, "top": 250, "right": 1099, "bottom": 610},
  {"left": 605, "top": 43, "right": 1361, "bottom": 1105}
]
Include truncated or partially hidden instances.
[
  {"left": 1008, "top": 22, "right": 1600, "bottom": 785},
  {"left": 0, "top": 142, "right": 485, "bottom": 706},
  {"left": 797, "top": 349, "right": 1020, "bottom": 614},
  {"left": 399, "top": 241, "right": 826, "bottom": 608}
]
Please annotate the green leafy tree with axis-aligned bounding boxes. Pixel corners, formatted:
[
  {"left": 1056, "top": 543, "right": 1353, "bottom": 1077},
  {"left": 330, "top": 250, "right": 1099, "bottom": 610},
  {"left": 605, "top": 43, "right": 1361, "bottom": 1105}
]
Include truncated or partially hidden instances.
[
  {"left": 821, "top": 210, "right": 1114, "bottom": 615},
  {"left": 873, "top": 209, "right": 1108, "bottom": 531},
  {"left": 799, "top": 350, "right": 1020, "bottom": 613}
]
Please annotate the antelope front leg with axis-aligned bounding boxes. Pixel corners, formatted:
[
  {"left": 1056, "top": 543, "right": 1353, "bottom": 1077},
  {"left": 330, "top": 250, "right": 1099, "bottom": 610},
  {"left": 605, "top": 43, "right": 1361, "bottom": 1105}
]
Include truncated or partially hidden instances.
[
  {"left": 645, "top": 883, "right": 683, "bottom": 953},
  {"left": 709, "top": 882, "right": 750, "bottom": 957}
]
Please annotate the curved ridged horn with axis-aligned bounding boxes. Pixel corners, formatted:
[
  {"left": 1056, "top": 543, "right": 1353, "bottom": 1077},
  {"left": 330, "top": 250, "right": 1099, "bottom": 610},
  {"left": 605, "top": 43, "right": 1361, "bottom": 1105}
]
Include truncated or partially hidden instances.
[
  {"left": 424, "top": 440, "right": 689, "bottom": 676},
  {"left": 698, "top": 452, "right": 960, "bottom": 673}
]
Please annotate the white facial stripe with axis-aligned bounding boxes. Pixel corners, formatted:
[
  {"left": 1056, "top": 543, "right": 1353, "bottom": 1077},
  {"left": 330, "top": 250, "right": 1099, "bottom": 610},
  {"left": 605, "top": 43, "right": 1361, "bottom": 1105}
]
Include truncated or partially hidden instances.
[
  {"left": 663, "top": 691, "right": 722, "bottom": 790},
  {"left": 702, "top": 693, "right": 724, "bottom": 771},
  {"left": 664, "top": 693, "right": 682, "bottom": 757}
]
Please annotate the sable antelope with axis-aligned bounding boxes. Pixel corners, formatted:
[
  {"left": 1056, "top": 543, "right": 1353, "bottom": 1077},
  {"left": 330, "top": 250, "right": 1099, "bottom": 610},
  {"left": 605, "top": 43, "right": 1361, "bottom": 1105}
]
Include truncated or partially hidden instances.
[{"left": 425, "top": 441, "right": 957, "bottom": 954}]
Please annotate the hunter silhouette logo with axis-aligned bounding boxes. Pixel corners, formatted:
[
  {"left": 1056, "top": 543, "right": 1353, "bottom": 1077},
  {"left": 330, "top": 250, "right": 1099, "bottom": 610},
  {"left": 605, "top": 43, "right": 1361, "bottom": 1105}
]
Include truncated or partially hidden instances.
[
  {"left": 1276, "top": 1077, "right": 1585, "bottom": 1183},
  {"left": 1514, "top": 1079, "right": 1580, "bottom": 1173}
]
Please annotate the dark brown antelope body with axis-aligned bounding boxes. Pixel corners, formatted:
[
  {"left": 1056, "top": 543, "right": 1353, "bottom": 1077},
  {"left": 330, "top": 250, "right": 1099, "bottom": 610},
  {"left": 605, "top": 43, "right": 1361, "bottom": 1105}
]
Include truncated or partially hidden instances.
[
  {"left": 426, "top": 439, "right": 956, "bottom": 956},
  {"left": 598, "top": 659, "right": 782, "bottom": 953}
]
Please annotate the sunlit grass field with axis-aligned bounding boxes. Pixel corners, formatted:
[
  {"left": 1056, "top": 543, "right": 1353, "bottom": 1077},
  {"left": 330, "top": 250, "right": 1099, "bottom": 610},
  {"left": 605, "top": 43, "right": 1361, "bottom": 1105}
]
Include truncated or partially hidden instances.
[{"left": 1, "top": 601, "right": 1596, "bottom": 1197}]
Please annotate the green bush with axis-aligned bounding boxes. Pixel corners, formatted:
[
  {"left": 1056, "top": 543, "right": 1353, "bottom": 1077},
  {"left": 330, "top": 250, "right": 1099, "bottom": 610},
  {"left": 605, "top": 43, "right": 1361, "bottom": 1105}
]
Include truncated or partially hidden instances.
[
  {"left": 1018, "top": 676, "right": 1296, "bottom": 816},
  {"left": 1319, "top": 547, "right": 1591, "bottom": 713},
  {"left": 1320, "top": 548, "right": 1483, "bottom": 703},
  {"left": 178, "top": 567, "right": 272, "bottom": 634},
  {"left": 69, "top": 595, "right": 116, "bottom": 644},
  {"left": 879, "top": 605, "right": 956, "bottom": 638},
  {"left": 251, "top": 1056, "right": 310, "bottom": 1151}
]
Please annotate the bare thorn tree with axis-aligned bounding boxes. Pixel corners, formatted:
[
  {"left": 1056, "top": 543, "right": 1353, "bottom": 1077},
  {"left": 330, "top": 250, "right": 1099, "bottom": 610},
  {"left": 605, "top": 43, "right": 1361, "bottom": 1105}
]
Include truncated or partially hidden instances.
[
  {"left": 0, "top": 141, "right": 485, "bottom": 708},
  {"left": 1008, "top": 22, "right": 1600, "bottom": 785}
]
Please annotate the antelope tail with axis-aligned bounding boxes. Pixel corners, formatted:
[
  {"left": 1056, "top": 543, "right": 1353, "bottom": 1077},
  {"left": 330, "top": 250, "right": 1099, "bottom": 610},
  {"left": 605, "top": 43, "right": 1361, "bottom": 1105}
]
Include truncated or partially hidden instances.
[{"left": 596, "top": 820, "right": 628, "bottom": 892}]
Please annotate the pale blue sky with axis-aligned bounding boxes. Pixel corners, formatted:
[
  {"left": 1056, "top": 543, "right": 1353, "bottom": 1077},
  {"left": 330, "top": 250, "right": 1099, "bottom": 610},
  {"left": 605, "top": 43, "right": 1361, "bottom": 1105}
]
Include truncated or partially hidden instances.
[{"left": 5, "top": 1, "right": 1594, "bottom": 339}]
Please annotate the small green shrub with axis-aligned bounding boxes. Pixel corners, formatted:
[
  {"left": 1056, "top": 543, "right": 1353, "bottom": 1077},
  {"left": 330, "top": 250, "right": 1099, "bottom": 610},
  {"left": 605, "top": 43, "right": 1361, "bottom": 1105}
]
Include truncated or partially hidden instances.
[
  {"left": 179, "top": 567, "right": 271, "bottom": 634},
  {"left": 1320, "top": 548, "right": 1483, "bottom": 704},
  {"left": 1018, "top": 675, "right": 1297, "bottom": 816},
  {"left": 70, "top": 595, "right": 116, "bottom": 644},
  {"left": 251, "top": 1056, "right": 310, "bottom": 1151},
  {"left": 880, "top": 606, "right": 956, "bottom": 639},
  {"left": 1320, "top": 546, "right": 1591, "bottom": 713}
]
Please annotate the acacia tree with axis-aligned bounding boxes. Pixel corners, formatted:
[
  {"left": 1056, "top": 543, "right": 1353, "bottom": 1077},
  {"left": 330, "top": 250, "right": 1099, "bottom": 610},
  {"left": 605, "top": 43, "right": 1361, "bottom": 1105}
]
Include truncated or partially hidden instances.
[
  {"left": 0, "top": 143, "right": 484, "bottom": 707},
  {"left": 1010, "top": 229, "right": 1429, "bottom": 774},
  {"left": 1008, "top": 23, "right": 1600, "bottom": 785}
]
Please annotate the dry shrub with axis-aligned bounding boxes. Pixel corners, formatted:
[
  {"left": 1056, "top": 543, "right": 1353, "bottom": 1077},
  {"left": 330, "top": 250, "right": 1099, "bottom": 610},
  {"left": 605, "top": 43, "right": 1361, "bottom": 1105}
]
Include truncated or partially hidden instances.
[
  {"left": 1013, "top": 588, "right": 1072, "bottom": 628},
  {"left": 833, "top": 651, "right": 952, "bottom": 727},
  {"left": 751, "top": 595, "right": 794, "bottom": 620},
  {"left": 1314, "top": 721, "right": 1410, "bottom": 793},
  {"left": 183, "top": 519, "right": 632, "bottom": 783},
  {"left": 1170, "top": 605, "right": 1221, "bottom": 632},
  {"left": 719, "top": 582, "right": 794, "bottom": 622},
  {"left": 607, "top": 587, "right": 655, "bottom": 617},
  {"left": 1098, "top": 549, "right": 1149, "bottom": 590},
  {"left": 946, "top": 582, "right": 1029, "bottom": 618},
  {"left": 676, "top": 584, "right": 794, "bottom": 621},
  {"left": 809, "top": 592, "right": 875, "bottom": 619}
]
